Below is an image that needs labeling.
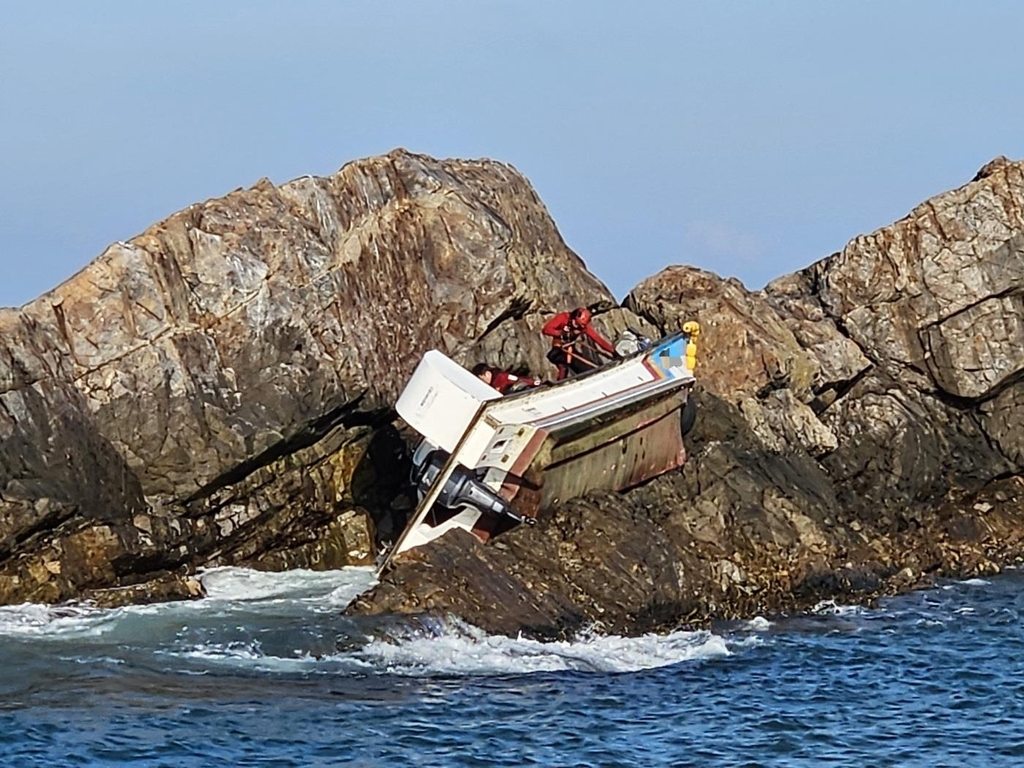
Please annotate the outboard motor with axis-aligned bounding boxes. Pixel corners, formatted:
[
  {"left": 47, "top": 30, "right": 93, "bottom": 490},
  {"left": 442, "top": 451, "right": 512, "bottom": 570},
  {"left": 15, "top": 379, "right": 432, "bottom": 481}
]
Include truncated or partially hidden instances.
[{"left": 416, "top": 450, "right": 536, "bottom": 526}]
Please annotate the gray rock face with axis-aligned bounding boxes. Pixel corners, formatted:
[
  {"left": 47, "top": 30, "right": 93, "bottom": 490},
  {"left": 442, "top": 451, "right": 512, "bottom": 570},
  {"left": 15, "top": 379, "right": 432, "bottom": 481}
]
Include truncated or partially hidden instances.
[
  {"left": 0, "top": 150, "right": 615, "bottom": 603},
  {"left": 807, "top": 164, "right": 1024, "bottom": 516}
]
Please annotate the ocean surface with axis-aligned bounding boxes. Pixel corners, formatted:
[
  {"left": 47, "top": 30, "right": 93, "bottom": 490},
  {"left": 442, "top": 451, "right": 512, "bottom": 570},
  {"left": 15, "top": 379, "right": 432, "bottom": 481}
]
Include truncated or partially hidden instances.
[{"left": 3, "top": 565, "right": 1024, "bottom": 767}]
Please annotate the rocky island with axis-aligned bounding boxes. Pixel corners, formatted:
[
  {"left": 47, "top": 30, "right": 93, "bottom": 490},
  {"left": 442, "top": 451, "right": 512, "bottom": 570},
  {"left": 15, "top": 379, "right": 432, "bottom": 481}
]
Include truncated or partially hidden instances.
[{"left": 1, "top": 150, "right": 1022, "bottom": 638}]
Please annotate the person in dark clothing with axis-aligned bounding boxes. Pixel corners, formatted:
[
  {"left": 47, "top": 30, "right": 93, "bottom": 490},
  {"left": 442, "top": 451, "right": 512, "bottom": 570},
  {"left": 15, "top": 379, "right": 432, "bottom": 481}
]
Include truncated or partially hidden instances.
[{"left": 542, "top": 307, "right": 617, "bottom": 380}]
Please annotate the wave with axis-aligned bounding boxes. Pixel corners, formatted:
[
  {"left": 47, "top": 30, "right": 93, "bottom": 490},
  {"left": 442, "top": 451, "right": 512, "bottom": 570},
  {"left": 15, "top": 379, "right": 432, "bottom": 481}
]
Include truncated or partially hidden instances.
[
  {"left": 811, "top": 599, "right": 864, "bottom": 617},
  {"left": 951, "top": 578, "right": 992, "bottom": 588},
  {"left": 743, "top": 615, "right": 772, "bottom": 631},
  {"left": 0, "top": 566, "right": 376, "bottom": 641},
  {"left": 355, "top": 618, "right": 732, "bottom": 676},
  {"left": 197, "top": 565, "right": 376, "bottom": 607},
  {"left": 0, "top": 602, "right": 123, "bottom": 639}
]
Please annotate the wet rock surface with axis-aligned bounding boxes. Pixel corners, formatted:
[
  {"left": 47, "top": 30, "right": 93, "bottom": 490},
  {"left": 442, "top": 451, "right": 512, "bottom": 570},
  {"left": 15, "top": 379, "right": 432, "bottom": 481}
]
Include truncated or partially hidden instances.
[{"left": 4, "top": 150, "right": 1024, "bottom": 637}]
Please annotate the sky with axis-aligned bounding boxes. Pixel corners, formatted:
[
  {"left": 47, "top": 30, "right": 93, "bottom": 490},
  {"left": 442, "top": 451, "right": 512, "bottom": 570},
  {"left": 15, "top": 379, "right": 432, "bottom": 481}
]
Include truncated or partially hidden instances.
[{"left": 2, "top": 2, "right": 1024, "bottom": 308}]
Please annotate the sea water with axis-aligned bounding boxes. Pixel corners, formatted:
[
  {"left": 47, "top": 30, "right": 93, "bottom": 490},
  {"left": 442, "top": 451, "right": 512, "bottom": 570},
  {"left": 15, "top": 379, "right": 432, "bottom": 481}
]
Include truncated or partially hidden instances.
[{"left": 3, "top": 565, "right": 1024, "bottom": 766}]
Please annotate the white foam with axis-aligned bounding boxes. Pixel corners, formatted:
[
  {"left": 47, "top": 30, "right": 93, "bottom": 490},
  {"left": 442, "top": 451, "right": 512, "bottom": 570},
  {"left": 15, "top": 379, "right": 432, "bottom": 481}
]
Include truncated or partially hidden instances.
[
  {"left": 197, "top": 566, "right": 376, "bottom": 606},
  {"left": 811, "top": 599, "right": 862, "bottom": 617},
  {"left": 170, "top": 640, "right": 314, "bottom": 672},
  {"left": 744, "top": 616, "right": 772, "bottom": 631},
  {"left": 357, "top": 619, "right": 731, "bottom": 676},
  {"left": 0, "top": 602, "right": 120, "bottom": 639},
  {"left": 167, "top": 640, "right": 377, "bottom": 675},
  {"left": 960, "top": 578, "right": 991, "bottom": 587},
  {"left": 0, "top": 566, "right": 376, "bottom": 640},
  {"left": 728, "top": 634, "right": 766, "bottom": 649}
]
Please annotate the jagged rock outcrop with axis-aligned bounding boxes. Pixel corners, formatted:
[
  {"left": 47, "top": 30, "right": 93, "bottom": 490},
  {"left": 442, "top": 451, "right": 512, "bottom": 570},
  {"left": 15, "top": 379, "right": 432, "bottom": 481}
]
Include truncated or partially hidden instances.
[
  {"left": 0, "top": 149, "right": 619, "bottom": 604},
  {"left": 625, "top": 158, "right": 1024, "bottom": 518},
  {"left": 6, "top": 147, "right": 1024, "bottom": 639},
  {"left": 351, "top": 157, "right": 1024, "bottom": 637}
]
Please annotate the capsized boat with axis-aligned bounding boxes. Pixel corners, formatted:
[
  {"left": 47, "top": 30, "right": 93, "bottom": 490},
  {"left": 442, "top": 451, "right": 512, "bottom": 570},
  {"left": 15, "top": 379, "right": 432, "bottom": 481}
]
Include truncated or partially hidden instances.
[{"left": 378, "top": 325, "right": 700, "bottom": 573}]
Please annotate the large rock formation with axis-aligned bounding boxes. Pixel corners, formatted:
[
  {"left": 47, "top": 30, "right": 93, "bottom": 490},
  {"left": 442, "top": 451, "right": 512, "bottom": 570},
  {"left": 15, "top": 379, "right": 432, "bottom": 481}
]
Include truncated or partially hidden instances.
[
  {"left": 0, "top": 149, "right": 616, "bottom": 604},
  {"left": 350, "top": 156, "right": 1024, "bottom": 637},
  {"left": 5, "top": 148, "right": 1024, "bottom": 640}
]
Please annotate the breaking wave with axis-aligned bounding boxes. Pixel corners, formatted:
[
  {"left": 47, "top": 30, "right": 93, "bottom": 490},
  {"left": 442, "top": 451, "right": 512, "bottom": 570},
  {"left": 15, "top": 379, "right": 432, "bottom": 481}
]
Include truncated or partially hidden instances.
[
  {"left": 357, "top": 619, "right": 732, "bottom": 676},
  {"left": 197, "top": 564, "right": 376, "bottom": 607},
  {"left": 0, "top": 566, "right": 375, "bottom": 642}
]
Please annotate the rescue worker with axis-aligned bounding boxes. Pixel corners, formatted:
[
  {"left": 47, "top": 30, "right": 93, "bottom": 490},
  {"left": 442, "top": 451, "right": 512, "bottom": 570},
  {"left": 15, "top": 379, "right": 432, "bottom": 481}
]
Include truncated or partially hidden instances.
[
  {"left": 492, "top": 369, "right": 542, "bottom": 394},
  {"left": 471, "top": 363, "right": 495, "bottom": 386},
  {"left": 472, "top": 363, "right": 543, "bottom": 395},
  {"left": 542, "top": 307, "right": 617, "bottom": 380}
]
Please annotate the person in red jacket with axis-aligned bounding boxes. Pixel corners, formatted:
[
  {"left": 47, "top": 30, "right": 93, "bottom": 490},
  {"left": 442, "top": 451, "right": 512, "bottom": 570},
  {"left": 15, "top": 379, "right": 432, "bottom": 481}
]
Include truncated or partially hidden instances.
[
  {"left": 472, "top": 363, "right": 543, "bottom": 394},
  {"left": 542, "top": 307, "right": 617, "bottom": 380}
]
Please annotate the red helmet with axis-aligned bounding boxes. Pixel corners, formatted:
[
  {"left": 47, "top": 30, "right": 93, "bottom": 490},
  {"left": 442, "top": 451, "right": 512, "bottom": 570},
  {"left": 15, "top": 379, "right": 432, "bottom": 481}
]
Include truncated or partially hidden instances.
[{"left": 571, "top": 307, "right": 591, "bottom": 325}]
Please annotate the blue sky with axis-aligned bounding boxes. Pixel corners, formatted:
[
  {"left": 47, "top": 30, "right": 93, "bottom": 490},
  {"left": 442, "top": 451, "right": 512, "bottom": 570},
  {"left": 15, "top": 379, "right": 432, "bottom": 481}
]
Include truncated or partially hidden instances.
[{"left": 2, "top": 2, "right": 1023, "bottom": 308}]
